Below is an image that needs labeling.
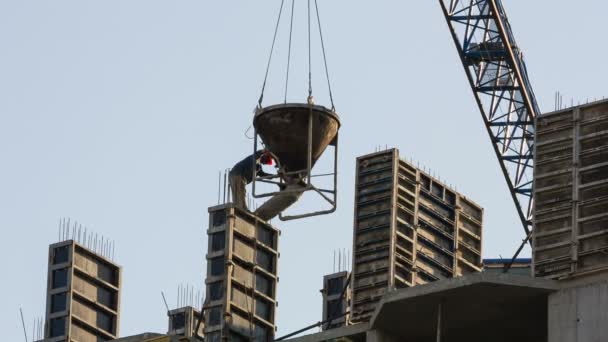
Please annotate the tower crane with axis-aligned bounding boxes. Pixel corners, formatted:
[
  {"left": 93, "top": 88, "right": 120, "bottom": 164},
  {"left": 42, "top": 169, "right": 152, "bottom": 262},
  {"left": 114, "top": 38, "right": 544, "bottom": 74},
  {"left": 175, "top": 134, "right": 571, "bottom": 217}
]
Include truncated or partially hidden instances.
[{"left": 438, "top": 0, "right": 540, "bottom": 251}]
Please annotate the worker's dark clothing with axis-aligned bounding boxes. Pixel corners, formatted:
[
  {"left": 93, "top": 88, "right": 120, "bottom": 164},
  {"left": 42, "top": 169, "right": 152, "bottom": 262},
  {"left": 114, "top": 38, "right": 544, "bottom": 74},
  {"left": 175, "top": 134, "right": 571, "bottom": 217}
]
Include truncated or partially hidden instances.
[
  {"left": 230, "top": 150, "right": 269, "bottom": 210},
  {"left": 231, "top": 150, "right": 268, "bottom": 184},
  {"left": 230, "top": 150, "right": 305, "bottom": 221}
]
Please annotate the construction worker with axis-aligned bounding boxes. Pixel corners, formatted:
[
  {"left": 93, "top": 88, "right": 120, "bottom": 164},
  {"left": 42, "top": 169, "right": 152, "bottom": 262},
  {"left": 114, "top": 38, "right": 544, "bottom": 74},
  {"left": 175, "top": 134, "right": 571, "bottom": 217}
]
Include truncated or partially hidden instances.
[
  {"left": 230, "top": 149, "right": 307, "bottom": 221},
  {"left": 229, "top": 150, "right": 273, "bottom": 210}
]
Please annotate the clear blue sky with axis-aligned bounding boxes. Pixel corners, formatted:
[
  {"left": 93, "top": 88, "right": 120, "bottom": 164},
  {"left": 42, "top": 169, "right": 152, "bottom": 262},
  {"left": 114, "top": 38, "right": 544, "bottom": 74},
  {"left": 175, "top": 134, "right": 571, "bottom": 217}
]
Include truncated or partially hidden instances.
[{"left": 1, "top": 0, "right": 606, "bottom": 340}]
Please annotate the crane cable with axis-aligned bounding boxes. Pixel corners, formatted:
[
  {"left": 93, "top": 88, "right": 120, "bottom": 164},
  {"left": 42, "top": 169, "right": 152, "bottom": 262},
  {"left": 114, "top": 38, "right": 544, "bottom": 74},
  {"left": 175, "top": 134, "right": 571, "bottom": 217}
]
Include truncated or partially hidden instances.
[
  {"left": 284, "top": 0, "right": 296, "bottom": 103},
  {"left": 307, "top": 0, "right": 312, "bottom": 100},
  {"left": 258, "top": 0, "right": 287, "bottom": 108},
  {"left": 314, "top": 0, "right": 335, "bottom": 111},
  {"left": 257, "top": 0, "right": 336, "bottom": 111}
]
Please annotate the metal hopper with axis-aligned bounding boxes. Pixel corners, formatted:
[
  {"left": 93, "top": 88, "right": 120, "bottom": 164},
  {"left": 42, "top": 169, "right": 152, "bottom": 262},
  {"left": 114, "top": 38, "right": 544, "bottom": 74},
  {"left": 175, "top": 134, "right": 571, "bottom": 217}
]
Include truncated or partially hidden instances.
[{"left": 253, "top": 103, "right": 340, "bottom": 173}]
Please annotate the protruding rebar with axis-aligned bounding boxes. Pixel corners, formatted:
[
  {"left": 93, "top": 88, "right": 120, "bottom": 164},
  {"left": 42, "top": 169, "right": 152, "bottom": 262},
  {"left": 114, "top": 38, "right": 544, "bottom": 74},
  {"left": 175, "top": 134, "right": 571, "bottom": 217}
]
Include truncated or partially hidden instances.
[{"left": 20, "top": 308, "right": 28, "bottom": 342}]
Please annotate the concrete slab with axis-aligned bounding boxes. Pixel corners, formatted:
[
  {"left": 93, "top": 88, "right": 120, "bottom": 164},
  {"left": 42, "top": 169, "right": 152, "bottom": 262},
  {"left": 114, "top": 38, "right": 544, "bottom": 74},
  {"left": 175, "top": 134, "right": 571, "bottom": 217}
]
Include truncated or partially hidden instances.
[
  {"left": 370, "top": 273, "right": 560, "bottom": 342},
  {"left": 281, "top": 322, "right": 368, "bottom": 342},
  {"left": 111, "top": 333, "right": 165, "bottom": 341}
]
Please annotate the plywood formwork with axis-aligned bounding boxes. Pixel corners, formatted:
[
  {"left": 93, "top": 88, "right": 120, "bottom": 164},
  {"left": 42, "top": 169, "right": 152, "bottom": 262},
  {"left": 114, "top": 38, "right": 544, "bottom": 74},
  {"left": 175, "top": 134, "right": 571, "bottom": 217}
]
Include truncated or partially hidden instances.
[
  {"left": 321, "top": 271, "right": 351, "bottom": 330},
  {"left": 351, "top": 149, "right": 483, "bottom": 323},
  {"left": 203, "top": 204, "right": 279, "bottom": 342},
  {"left": 167, "top": 306, "right": 204, "bottom": 339},
  {"left": 534, "top": 99, "right": 608, "bottom": 280},
  {"left": 44, "top": 240, "right": 121, "bottom": 342}
]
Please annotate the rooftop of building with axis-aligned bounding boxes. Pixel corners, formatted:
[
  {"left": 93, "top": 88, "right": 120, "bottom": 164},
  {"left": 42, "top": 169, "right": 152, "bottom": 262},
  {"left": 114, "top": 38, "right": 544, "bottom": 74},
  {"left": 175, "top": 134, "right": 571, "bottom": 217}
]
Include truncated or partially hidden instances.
[
  {"left": 112, "top": 333, "right": 189, "bottom": 342},
  {"left": 483, "top": 258, "right": 531, "bottom": 265},
  {"left": 540, "top": 97, "right": 608, "bottom": 118},
  {"left": 284, "top": 272, "right": 560, "bottom": 342}
]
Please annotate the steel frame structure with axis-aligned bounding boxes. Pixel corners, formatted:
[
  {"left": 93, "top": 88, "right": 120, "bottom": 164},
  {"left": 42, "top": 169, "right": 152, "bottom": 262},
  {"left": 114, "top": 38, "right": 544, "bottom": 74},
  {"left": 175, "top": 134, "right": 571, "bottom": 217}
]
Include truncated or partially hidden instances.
[
  {"left": 252, "top": 105, "right": 339, "bottom": 221},
  {"left": 439, "top": 0, "right": 540, "bottom": 236}
]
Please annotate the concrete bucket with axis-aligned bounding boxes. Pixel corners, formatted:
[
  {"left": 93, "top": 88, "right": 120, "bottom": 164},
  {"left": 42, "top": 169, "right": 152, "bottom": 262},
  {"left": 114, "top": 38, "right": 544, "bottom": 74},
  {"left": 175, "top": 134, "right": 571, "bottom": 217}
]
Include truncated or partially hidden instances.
[{"left": 254, "top": 103, "right": 340, "bottom": 173}]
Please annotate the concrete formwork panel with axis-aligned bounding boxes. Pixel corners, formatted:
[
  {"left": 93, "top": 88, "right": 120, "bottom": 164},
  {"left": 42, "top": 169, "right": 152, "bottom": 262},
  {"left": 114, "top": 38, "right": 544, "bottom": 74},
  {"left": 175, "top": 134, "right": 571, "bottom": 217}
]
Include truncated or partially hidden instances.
[
  {"left": 321, "top": 271, "right": 351, "bottom": 330},
  {"left": 351, "top": 149, "right": 483, "bottom": 323},
  {"left": 203, "top": 204, "right": 279, "bottom": 342},
  {"left": 534, "top": 100, "right": 608, "bottom": 279},
  {"left": 167, "top": 306, "right": 204, "bottom": 339},
  {"left": 44, "top": 240, "right": 122, "bottom": 342}
]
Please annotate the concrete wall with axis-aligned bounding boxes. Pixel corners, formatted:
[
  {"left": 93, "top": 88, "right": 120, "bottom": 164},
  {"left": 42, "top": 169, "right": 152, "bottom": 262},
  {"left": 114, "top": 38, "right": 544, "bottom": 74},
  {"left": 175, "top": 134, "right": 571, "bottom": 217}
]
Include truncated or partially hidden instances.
[
  {"left": 534, "top": 100, "right": 608, "bottom": 279},
  {"left": 549, "top": 279, "right": 608, "bottom": 342},
  {"left": 365, "top": 330, "right": 401, "bottom": 342}
]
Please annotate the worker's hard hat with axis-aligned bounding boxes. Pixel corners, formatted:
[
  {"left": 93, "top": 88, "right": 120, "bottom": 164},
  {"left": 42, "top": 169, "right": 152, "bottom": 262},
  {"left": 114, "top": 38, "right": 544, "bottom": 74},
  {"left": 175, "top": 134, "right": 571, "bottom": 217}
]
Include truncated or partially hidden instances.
[{"left": 260, "top": 151, "right": 274, "bottom": 165}]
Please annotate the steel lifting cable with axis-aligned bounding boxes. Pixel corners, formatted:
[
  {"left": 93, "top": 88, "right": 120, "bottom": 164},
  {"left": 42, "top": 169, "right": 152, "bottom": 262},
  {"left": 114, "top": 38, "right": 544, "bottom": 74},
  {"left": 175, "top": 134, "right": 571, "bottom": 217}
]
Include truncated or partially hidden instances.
[
  {"left": 258, "top": 0, "right": 336, "bottom": 110},
  {"left": 258, "top": 0, "right": 287, "bottom": 108},
  {"left": 314, "top": 0, "right": 335, "bottom": 111},
  {"left": 307, "top": 0, "right": 313, "bottom": 100},
  {"left": 284, "top": 0, "right": 296, "bottom": 104}
]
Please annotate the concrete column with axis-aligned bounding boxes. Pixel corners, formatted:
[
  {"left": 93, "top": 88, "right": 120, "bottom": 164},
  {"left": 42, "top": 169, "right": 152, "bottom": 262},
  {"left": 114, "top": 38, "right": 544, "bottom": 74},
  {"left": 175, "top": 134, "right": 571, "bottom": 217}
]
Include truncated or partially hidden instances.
[{"left": 549, "top": 279, "right": 608, "bottom": 342}]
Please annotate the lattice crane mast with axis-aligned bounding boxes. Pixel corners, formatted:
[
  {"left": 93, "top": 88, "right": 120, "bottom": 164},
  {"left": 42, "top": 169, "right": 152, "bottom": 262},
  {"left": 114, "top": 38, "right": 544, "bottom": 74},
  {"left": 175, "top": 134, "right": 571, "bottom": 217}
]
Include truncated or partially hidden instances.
[{"left": 439, "top": 0, "right": 540, "bottom": 239}]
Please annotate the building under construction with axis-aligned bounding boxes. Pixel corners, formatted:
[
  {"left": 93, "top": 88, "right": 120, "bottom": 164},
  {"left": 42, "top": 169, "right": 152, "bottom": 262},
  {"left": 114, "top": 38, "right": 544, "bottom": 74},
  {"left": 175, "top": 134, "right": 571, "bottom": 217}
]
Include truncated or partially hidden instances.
[
  {"left": 350, "top": 149, "right": 483, "bottom": 323},
  {"left": 203, "top": 204, "right": 280, "bottom": 342},
  {"left": 276, "top": 101, "right": 608, "bottom": 342},
  {"left": 27, "top": 0, "right": 608, "bottom": 341},
  {"left": 533, "top": 99, "right": 608, "bottom": 280},
  {"left": 43, "top": 236, "right": 121, "bottom": 342}
]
